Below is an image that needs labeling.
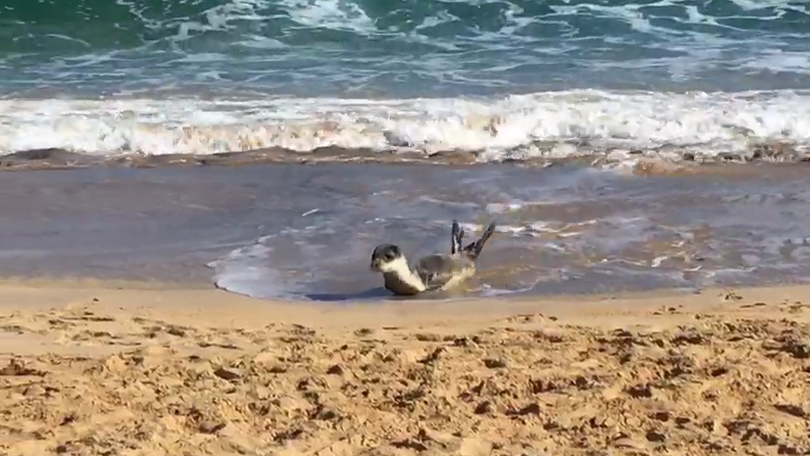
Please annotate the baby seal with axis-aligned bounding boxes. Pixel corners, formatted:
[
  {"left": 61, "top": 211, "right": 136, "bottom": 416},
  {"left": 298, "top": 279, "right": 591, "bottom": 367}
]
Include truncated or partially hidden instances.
[{"left": 370, "top": 220, "right": 496, "bottom": 296}]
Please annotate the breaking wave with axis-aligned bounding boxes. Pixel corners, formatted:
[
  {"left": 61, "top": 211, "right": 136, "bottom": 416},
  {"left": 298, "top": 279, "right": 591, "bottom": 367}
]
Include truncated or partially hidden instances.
[{"left": 2, "top": 90, "right": 810, "bottom": 164}]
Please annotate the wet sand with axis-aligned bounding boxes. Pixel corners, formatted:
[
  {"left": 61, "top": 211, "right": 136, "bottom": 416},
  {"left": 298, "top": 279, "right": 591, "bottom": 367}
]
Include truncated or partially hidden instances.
[
  {"left": 1, "top": 279, "right": 809, "bottom": 455},
  {"left": 0, "top": 137, "right": 803, "bottom": 171}
]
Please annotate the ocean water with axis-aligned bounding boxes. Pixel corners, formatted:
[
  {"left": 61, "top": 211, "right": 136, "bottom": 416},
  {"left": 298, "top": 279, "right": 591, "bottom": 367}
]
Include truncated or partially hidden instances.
[
  {"left": 3, "top": 0, "right": 810, "bottom": 160},
  {"left": 3, "top": 0, "right": 810, "bottom": 300}
]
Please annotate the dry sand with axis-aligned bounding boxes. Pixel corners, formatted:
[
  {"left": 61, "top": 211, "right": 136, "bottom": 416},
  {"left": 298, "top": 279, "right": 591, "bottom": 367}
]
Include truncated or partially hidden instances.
[{"left": 0, "top": 280, "right": 809, "bottom": 456}]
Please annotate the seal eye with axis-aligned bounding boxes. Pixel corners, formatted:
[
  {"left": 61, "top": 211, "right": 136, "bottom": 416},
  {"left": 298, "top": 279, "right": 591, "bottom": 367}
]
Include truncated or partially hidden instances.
[{"left": 385, "top": 246, "right": 400, "bottom": 260}]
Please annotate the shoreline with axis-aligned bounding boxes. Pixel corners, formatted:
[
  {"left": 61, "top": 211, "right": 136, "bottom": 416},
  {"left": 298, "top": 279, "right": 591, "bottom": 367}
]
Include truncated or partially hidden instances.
[
  {"left": 2, "top": 274, "right": 810, "bottom": 317},
  {"left": 1, "top": 278, "right": 809, "bottom": 455},
  {"left": 1, "top": 147, "right": 808, "bottom": 174}
]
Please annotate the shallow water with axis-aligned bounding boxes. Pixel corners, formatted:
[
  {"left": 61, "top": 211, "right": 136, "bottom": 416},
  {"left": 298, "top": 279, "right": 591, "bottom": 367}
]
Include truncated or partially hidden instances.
[{"left": 2, "top": 162, "right": 810, "bottom": 301}]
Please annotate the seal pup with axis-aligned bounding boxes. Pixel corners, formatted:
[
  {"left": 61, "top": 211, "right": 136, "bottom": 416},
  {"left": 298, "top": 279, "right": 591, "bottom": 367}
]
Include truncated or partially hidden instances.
[{"left": 370, "top": 220, "right": 497, "bottom": 296}]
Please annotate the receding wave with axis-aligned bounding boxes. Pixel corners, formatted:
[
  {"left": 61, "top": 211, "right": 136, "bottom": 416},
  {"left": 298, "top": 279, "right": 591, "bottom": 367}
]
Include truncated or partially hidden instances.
[{"left": 2, "top": 90, "right": 810, "bottom": 167}]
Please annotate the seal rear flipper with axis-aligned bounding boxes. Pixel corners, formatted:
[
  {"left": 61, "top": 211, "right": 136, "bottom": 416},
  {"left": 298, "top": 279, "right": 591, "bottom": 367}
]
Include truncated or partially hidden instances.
[
  {"left": 463, "top": 222, "right": 496, "bottom": 260},
  {"left": 451, "top": 219, "right": 465, "bottom": 255}
]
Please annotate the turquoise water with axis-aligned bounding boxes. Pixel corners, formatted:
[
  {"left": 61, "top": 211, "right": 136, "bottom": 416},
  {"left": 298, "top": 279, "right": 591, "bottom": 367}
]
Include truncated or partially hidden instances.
[{"left": 3, "top": 0, "right": 810, "bottom": 96}]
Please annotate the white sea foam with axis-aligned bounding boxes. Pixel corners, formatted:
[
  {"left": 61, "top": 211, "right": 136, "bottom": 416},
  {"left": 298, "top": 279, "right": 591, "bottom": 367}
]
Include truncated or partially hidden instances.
[
  {"left": 208, "top": 241, "right": 303, "bottom": 300},
  {"left": 278, "top": 0, "right": 376, "bottom": 34},
  {"left": 171, "top": 0, "right": 270, "bottom": 42},
  {"left": 740, "top": 51, "right": 810, "bottom": 74},
  {"left": 2, "top": 89, "right": 810, "bottom": 162}
]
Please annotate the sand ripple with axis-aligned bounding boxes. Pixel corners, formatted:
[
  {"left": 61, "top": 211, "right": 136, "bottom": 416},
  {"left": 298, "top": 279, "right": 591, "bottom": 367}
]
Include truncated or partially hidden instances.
[{"left": 1, "top": 286, "right": 809, "bottom": 455}]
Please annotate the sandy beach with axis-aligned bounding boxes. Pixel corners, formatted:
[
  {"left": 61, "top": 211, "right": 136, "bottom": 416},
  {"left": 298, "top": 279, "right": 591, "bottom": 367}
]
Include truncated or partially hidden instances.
[{"left": 0, "top": 280, "right": 808, "bottom": 456}]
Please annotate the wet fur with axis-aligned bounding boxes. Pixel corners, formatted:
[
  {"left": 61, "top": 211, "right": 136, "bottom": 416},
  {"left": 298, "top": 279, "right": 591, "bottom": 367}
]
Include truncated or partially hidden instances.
[{"left": 376, "top": 256, "right": 427, "bottom": 295}]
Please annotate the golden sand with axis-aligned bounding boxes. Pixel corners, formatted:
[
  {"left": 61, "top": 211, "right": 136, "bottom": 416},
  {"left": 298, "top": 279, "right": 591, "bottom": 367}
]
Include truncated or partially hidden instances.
[{"left": 0, "top": 280, "right": 808, "bottom": 455}]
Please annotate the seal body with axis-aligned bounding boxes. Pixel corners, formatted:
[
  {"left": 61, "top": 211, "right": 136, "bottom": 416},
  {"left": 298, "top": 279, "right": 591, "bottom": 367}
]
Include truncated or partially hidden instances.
[{"left": 369, "top": 221, "right": 496, "bottom": 296}]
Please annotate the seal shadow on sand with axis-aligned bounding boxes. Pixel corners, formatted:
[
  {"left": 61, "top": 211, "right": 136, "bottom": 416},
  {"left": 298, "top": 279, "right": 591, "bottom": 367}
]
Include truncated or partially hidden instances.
[
  {"left": 215, "top": 283, "right": 455, "bottom": 303},
  {"left": 302, "top": 286, "right": 462, "bottom": 302},
  {"left": 301, "top": 287, "right": 393, "bottom": 302}
]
